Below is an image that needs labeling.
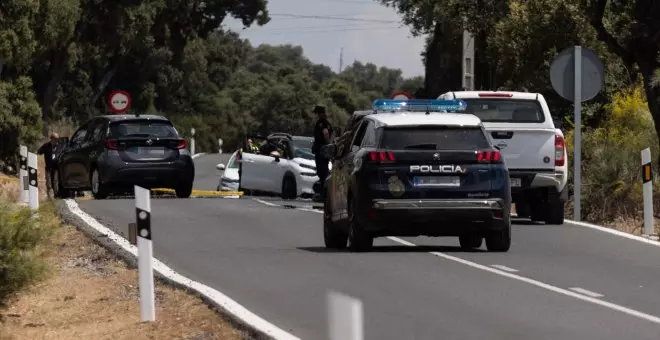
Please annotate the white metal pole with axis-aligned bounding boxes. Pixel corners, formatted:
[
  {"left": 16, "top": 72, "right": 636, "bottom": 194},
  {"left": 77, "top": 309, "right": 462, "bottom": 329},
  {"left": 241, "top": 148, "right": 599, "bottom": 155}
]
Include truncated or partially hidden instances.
[
  {"left": 19, "top": 145, "right": 28, "bottom": 203},
  {"left": 573, "top": 45, "right": 582, "bottom": 221},
  {"left": 190, "top": 128, "right": 196, "bottom": 156},
  {"left": 135, "top": 185, "right": 155, "bottom": 322},
  {"left": 218, "top": 138, "right": 223, "bottom": 154},
  {"left": 642, "top": 148, "right": 654, "bottom": 235},
  {"left": 27, "top": 152, "right": 39, "bottom": 210},
  {"left": 328, "top": 291, "right": 364, "bottom": 340}
]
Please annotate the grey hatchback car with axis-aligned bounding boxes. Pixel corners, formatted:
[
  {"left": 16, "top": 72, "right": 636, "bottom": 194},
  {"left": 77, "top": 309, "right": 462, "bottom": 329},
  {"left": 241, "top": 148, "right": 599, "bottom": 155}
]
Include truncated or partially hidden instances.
[{"left": 51, "top": 114, "right": 195, "bottom": 199}]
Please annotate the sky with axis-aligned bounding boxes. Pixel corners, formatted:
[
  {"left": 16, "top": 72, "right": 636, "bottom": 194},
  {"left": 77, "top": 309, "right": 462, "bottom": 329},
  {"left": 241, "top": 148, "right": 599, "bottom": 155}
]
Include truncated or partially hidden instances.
[{"left": 222, "top": 0, "right": 428, "bottom": 78}]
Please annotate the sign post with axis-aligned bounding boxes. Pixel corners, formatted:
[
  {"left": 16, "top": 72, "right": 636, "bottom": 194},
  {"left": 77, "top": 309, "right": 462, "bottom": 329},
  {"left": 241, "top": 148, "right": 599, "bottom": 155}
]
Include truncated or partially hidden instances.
[
  {"left": 27, "top": 152, "right": 39, "bottom": 210},
  {"left": 107, "top": 90, "right": 132, "bottom": 114},
  {"left": 641, "top": 148, "right": 654, "bottom": 235},
  {"left": 550, "top": 46, "right": 605, "bottom": 221},
  {"left": 327, "top": 291, "right": 363, "bottom": 340},
  {"left": 19, "top": 145, "right": 28, "bottom": 203},
  {"left": 134, "top": 185, "right": 155, "bottom": 322}
]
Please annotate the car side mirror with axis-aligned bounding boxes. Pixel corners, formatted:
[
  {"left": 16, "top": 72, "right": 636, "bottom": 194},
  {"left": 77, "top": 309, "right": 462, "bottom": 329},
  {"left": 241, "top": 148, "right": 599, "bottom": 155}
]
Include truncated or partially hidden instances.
[{"left": 216, "top": 163, "right": 225, "bottom": 171}]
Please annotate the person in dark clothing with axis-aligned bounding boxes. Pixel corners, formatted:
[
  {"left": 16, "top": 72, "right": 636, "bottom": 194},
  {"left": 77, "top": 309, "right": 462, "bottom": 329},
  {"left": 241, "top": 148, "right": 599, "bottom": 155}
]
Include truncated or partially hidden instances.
[
  {"left": 37, "top": 132, "right": 60, "bottom": 198},
  {"left": 311, "top": 105, "right": 333, "bottom": 199}
]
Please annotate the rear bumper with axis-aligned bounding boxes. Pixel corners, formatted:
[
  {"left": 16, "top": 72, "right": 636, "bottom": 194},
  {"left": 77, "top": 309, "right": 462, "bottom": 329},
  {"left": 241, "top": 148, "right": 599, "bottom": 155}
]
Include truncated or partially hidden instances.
[
  {"left": 364, "top": 198, "right": 508, "bottom": 236},
  {"left": 509, "top": 169, "right": 567, "bottom": 201},
  {"left": 101, "top": 160, "right": 194, "bottom": 188}
]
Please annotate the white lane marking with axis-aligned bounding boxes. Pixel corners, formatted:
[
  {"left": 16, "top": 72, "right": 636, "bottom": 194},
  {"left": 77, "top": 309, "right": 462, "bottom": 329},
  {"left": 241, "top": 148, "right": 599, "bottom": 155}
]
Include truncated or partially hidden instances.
[
  {"left": 386, "top": 236, "right": 660, "bottom": 325},
  {"left": 192, "top": 153, "right": 206, "bottom": 159},
  {"left": 251, "top": 199, "right": 660, "bottom": 324},
  {"left": 64, "top": 199, "right": 300, "bottom": 340},
  {"left": 253, "top": 198, "right": 280, "bottom": 207},
  {"left": 570, "top": 287, "right": 604, "bottom": 298},
  {"left": 490, "top": 265, "right": 518, "bottom": 272},
  {"left": 565, "top": 219, "right": 660, "bottom": 248}
]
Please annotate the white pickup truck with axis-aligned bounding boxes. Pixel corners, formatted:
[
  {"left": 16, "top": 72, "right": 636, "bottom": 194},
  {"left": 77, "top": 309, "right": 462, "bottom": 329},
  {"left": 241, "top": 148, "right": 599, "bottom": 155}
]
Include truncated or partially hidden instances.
[{"left": 437, "top": 91, "right": 568, "bottom": 224}]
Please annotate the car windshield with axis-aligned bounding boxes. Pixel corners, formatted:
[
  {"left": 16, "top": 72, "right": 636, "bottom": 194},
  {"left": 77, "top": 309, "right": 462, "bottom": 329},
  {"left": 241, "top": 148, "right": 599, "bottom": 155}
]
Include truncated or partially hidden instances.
[
  {"left": 292, "top": 137, "right": 314, "bottom": 160},
  {"left": 461, "top": 99, "right": 545, "bottom": 123},
  {"left": 226, "top": 153, "right": 239, "bottom": 169},
  {"left": 379, "top": 126, "right": 490, "bottom": 151},
  {"left": 109, "top": 120, "right": 179, "bottom": 138}
]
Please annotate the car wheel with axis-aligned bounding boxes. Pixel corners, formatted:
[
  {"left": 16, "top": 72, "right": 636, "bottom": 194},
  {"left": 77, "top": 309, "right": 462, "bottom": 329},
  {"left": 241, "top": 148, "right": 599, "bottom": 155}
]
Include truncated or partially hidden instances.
[
  {"left": 281, "top": 175, "right": 297, "bottom": 200},
  {"left": 52, "top": 168, "right": 70, "bottom": 199},
  {"left": 515, "top": 202, "right": 530, "bottom": 218},
  {"left": 347, "top": 197, "right": 373, "bottom": 252},
  {"left": 459, "top": 232, "right": 483, "bottom": 250},
  {"left": 485, "top": 214, "right": 511, "bottom": 252},
  {"left": 544, "top": 199, "right": 565, "bottom": 225},
  {"left": 324, "top": 199, "right": 347, "bottom": 249},
  {"left": 90, "top": 168, "right": 109, "bottom": 199},
  {"left": 175, "top": 182, "right": 193, "bottom": 198}
]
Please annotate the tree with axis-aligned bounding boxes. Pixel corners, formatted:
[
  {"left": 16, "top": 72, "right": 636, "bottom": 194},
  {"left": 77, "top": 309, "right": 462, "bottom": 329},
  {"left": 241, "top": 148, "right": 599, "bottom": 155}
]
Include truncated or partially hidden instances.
[{"left": 586, "top": 0, "right": 660, "bottom": 164}]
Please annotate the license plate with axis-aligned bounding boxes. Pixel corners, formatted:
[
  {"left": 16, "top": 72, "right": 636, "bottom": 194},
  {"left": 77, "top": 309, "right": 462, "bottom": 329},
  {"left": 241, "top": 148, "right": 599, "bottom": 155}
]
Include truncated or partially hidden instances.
[
  {"left": 413, "top": 176, "right": 460, "bottom": 187},
  {"left": 129, "top": 147, "right": 141, "bottom": 153},
  {"left": 510, "top": 178, "right": 521, "bottom": 187},
  {"left": 148, "top": 148, "right": 165, "bottom": 155}
]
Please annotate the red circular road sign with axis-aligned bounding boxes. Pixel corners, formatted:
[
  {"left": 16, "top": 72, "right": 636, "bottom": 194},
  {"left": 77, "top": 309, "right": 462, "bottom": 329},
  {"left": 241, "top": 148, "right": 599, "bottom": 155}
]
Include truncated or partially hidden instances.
[
  {"left": 107, "top": 90, "right": 131, "bottom": 113},
  {"left": 391, "top": 91, "right": 413, "bottom": 100}
]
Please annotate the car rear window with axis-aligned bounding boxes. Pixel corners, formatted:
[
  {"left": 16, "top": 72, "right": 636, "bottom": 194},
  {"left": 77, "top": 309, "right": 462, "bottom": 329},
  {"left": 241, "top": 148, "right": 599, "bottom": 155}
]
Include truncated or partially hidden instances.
[
  {"left": 109, "top": 120, "right": 179, "bottom": 138},
  {"left": 379, "top": 126, "right": 490, "bottom": 151},
  {"left": 462, "top": 99, "right": 545, "bottom": 123}
]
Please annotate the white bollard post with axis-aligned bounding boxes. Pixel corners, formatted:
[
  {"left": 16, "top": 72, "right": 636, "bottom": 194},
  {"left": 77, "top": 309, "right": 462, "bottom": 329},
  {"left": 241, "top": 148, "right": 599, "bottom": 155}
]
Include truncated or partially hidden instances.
[
  {"left": 218, "top": 138, "right": 223, "bottom": 154},
  {"left": 190, "top": 127, "right": 196, "bottom": 156},
  {"left": 19, "top": 146, "right": 28, "bottom": 203},
  {"left": 135, "top": 185, "right": 155, "bottom": 322},
  {"left": 327, "top": 291, "right": 364, "bottom": 340},
  {"left": 641, "top": 148, "right": 654, "bottom": 236},
  {"left": 27, "top": 152, "right": 39, "bottom": 210}
]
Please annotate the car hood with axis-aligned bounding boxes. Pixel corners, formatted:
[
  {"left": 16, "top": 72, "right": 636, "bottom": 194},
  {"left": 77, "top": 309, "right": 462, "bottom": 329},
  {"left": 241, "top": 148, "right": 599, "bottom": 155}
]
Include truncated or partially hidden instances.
[{"left": 293, "top": 157, "right": 332, "bottom": 171}]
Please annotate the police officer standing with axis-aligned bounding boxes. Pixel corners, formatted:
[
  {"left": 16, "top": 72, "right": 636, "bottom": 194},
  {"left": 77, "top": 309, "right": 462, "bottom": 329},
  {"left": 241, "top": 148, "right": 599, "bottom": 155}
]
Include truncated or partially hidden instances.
[{"left": 312, "top": 105, "right": 332, "bottom": 199}]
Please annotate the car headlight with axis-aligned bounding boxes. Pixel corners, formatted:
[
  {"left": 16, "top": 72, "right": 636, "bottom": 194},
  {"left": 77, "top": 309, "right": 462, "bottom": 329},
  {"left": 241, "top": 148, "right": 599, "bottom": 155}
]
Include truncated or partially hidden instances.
[
  {"left": 301, "top": 171, "right": 317, "bottom": 177},
  {"left": 299, "top": 163, "right": 316, "bottom": 170}
]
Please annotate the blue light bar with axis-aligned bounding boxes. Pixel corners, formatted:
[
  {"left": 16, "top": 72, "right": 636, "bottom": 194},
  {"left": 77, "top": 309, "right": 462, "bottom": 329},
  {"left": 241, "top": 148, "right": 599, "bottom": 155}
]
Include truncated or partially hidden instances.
[{"left": 372, "top": 99, "right": 467, "bottom": 112}]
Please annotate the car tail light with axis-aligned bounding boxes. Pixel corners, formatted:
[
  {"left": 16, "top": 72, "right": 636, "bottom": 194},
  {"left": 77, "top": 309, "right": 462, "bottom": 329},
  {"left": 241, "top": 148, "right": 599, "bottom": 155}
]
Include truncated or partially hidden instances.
[
  {"left": 555, "top": 134, "right": 565, "bottom": 166},
  {"left": 104, "top": 139, "right": 118, "bottom": 150},
  {"left": 368, "top": 151, "right": 395, "bottom": 162},
  {"left": 477, "top": 150, "right": 501, "bottom": 163},
  {"left": 478, "top": 92, "right": 513, "bottom": 97},
  {"left": 176, "top": 139, "right": 187, "bottom": 149}
]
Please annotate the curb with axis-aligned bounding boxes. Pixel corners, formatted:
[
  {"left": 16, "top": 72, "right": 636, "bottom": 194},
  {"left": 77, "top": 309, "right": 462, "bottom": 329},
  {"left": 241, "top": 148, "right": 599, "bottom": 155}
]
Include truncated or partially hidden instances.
[{"left": 55, "top": 199, "right": 300, "bottom": 340}]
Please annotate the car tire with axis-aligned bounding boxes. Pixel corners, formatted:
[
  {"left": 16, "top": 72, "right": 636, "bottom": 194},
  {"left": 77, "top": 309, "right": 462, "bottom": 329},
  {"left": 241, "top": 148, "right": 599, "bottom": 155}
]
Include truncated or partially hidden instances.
[
  {"left": 281, "top": 175, "right": 297, "bottom": 200},
  {"left": 515, "top": 202, "right": 530, "bottom": 218},
  {"left": 176, "top": 182, "right": 193, "bottom": 198},
  {"left": 52, "top": 168, "right": 71, "bottom": 199},
  {"left": 90, "top": 168, "right": 109, "bottom": 200},
  {"left": 324, "top": 199, "right": 347, "bottom": 249},
  {"left": 459, "top": 233, "right": 483, "bottom": 250},
  {"left": 485, "top": 215, "right": 511, "bottom": 252},
  {"left": 544, "top": 199, "right": 565, "bottom": 225},
  {"left": 347, "top": 197, "right": 373, "bottom": 252}
]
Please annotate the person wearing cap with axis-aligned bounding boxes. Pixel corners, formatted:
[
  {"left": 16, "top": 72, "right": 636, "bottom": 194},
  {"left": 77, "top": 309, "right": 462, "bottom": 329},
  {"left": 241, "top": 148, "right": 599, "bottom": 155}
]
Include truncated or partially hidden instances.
[
  {"left": 311, "top": 105, "right": 333, "bottom": 199},
  {"left": 37, "top": 132, "right": 60, "bottom": 198}
]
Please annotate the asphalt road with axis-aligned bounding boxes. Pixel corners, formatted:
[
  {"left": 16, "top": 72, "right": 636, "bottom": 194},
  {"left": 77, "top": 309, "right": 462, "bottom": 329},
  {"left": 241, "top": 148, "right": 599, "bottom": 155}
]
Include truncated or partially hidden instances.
[
  {"left": 74, "top": 154, "right": 660, "bottom": 340},
  {"left": 192, "top": 152, "right": 232, "bottom": 191}
]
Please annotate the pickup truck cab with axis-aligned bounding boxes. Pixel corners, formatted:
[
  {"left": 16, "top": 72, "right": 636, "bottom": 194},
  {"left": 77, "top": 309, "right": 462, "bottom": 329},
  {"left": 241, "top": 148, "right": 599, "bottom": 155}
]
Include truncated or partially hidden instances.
[{"left": 437, "top": 91, "right": 568, "bottom": 224}]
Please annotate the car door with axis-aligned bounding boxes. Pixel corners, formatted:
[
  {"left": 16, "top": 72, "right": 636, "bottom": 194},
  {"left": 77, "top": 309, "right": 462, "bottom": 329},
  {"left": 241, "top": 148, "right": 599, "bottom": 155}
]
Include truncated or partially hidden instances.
[
  {"left": 82, "top": 119, "right": 108, "bottom": 186},
  {"left": 61, "top": 121, "right": 91, "bottom": 187},
  {"left": 336, "top": 120, "right": 369, "bottom": 221},
  {"left": 240, "top": 151, "right": 278, "bottom": 192}
]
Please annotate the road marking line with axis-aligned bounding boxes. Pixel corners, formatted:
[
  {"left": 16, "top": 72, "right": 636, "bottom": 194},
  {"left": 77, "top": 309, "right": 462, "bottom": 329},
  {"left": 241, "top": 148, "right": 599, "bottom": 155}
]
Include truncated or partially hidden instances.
[
  {"left": 569, "top": 287, "right": 604, "bottom": 298},
  {"left": 490, "top": 265, "right": 518, "bottom": 272},
  {"left": 385, "top": 236, "right": 660, "bottom": 325},
  {"left": 565, "top": 219, "right": 660, "bottom": 248},
  {"left": 63, "top": 199, "right": 300, "bottom": 340},
  {"left": 253, "top": 198, "right": 280, "bottom": 207}
]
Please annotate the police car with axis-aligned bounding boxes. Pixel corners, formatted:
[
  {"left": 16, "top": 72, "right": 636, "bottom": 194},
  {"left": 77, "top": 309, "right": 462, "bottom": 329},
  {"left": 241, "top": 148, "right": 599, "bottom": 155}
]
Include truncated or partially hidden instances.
[{"left": 322, "top": 99, "right": 512, "bottom": 252}]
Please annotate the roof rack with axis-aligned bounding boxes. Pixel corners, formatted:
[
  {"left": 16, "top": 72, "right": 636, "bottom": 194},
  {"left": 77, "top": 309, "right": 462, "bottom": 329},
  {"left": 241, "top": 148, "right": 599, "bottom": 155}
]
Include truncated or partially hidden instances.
[{"left": 371, "top": 99, "right": 467, "bottom": 114}]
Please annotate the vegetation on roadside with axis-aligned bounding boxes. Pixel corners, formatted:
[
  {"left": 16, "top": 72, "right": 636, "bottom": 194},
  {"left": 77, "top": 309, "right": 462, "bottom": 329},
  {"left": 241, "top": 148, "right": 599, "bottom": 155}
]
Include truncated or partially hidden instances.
[{"left": 0, "top": 186, "right": 59, "bottom": 305}]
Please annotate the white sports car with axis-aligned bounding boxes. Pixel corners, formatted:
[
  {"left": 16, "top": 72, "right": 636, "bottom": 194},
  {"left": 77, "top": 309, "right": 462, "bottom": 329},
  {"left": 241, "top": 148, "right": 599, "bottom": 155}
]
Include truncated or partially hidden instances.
[{"left": 216, "top": 134, "right": 331, "bottom": 199}]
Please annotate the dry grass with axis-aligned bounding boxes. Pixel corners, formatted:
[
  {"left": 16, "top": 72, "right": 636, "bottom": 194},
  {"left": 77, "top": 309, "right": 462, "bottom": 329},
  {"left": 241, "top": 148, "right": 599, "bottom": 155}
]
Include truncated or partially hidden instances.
[{"left": 0, "top": 176, "right": 242, "bottom": 340}]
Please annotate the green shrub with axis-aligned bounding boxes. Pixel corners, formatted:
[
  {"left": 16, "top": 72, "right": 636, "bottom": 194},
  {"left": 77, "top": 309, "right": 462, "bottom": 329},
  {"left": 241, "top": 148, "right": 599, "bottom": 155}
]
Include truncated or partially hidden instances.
[
  {"left": 564, "top": 84, "right": 659, "bottom": 222},
  {"left": 0, "top": 201, "right": 59, "bottom": 305}
]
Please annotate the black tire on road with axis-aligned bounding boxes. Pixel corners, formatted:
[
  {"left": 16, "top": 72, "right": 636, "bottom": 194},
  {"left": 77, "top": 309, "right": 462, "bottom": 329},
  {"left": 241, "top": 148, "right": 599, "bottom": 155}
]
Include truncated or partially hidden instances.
[
  {"left": 281, "top": 175, "right": 297, "bottom": 200},
  {"left": 176, "top": 181, "right": 193, "bottom": 198},
  {"left": 90, "top": 168, "right": 109, "bottom": 199},
  {"left": 324, "top": 199, "right": 347, "bottom": 249},
  {"left": 485, "top": 212, "right": 511, "bottom": 252},
  {"left": 459, "top": 233, "right": 483, "bottom": 250},
  {"left": 52, "top": 168, "right": 71, "bottom": 199},
  {"left": 544, "top": 199, "right": 565, "bottom": 225},
  {"left": 347, "top": 198, "right": 373, "bottom": 252}
]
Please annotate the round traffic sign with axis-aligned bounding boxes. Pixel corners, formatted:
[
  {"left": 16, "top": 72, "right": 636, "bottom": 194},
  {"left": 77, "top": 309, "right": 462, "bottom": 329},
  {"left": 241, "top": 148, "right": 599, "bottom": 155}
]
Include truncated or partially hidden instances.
[
  {"left": 549, "top": 46, "right": 604, "bottom": 102},
  {"left": 391, "top": 91, "right": 413, "bottom": 100},
  {"left": 108, "top": 90, "right": 131, "bottom": 113}
]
